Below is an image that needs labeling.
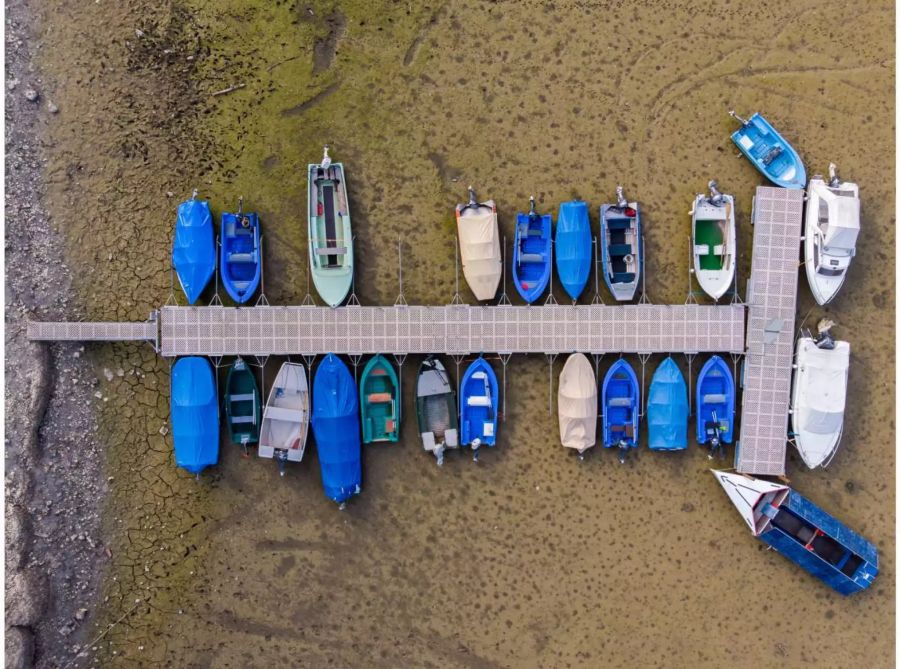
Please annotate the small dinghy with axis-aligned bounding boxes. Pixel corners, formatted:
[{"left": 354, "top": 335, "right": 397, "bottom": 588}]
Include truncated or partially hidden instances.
[
  {"left": 308, "top": 146, "right": 354, "bottom": 307},
  {"left": 602, "top": 359, "right": 640, "bottom": 463},
  {"left": 456, "top": 187, "right": 502, "bottom": 301},
  {"left": 555, "top": 199, "right": 592, "bottom": 301},
  {"left": 416, "top": 356, "right": 459, "bottom": 465},
  {"left": 172, "top": 191, "right": 216, "bottom": 305},
  {"left": 691, "top": 181, "right": 736, "bottom": 301},
  {"left": 359, "top": 354, "right": 400, "bottom": 443},
  {"left": 259, "top": 362, "right": 310, "bottom": 473},
  {"left": 729, "top": 111, "right": 806, "bottom": 189},
  {"left": 599, "top": 186, "right": 641, "bottom": 301},
  {"left": 804, "top": 164, "right": 860, "bottom": 305},
  {"left": 311, "top": 354, "right": 362, "bottom": 505},
  {"left": 170, "top": 356, "right": 219, "bottom": 475},
  {"left": 513, "top": 197, "right": 552, "bottom": 303},
  {"left": 558, "top": 353, "right": 598, "bottom": 457},
  {"left": 712, "top": 471, "right": 878, "bottom": 595},
  {"left": 647, "top": 357, "right": 688, "bottom": 451},
  {"left": 224, "top": 357, "right": 261, "bottom": 450},
  {"left": 220, "top": 197, "right": 261, "bottom": 304},
  {"left": 460, "top": 357, "right": 499, "bottom": 461},
  {"left": 696, "top": 355, "right": 735, "bottom": 457}
]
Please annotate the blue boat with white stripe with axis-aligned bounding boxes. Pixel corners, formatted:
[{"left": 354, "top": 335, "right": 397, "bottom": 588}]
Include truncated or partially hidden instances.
[
  {"left": 602, "top": 359, "right": 640, "bottom": 463},
  {"left": 512, "top": 197, "right": 552, "bottom": 304},
  {"left": 220, "top": 198, "right": 261, "bottom": 304},
  {"left": 459, "top": 357, "right": 499, "bottom": 461},
  {"left": 696, "top": 355, "right": 735, "bottom": 457},
  {"left": 729, "top": 111, "right": 806, "bottom": 189}
]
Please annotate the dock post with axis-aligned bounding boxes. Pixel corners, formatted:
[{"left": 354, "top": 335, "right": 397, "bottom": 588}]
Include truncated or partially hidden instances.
[{"left": 544, "top": 239, "right": 557, "bottom": 305}]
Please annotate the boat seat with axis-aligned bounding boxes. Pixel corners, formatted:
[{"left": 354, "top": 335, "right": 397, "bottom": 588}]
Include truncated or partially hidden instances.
[
  {"left": 519, "top": 252, "right": 544, "bottom": 264},
  {"left": 316, "top": 247, "right": 347, "bottom": 256},
  {"left": 761, "top": 146, "right": 783, "bottom": 166},
  {"left": 613, "top": 272, "right": 635, "bottom": 283},
  {"left": 608, "top": 397, "right": 632, "bottom": 407},
  {"left": 467, "top": 395, "right": 491, "bottom": 407},
  {"left": 517, "top": 223, "right": 531, "bottom": 239},
  {"left": 265, "top": 406, "right": 305, "bottom": 423},
  {"left": 230, "top": 393, "right": 255, "bottom": 402},
  {"left": 712, "top": 244, "right": 725, "bottom": 256},
  {"left": 231, "top": 415, "right": 255, "bottom": 424},
  {"left": 797, "top": 526, "right": 816, "bottom": 545},
  {"left": 483, "top": 422, "right": 494, "bottom": 437},
  {"left": 610, "top": 424, "right": 635, "bottom": 438},
  {"left": 228, "top": 252, "right": 257, "bottom": 263},
  {"left": 368, "top": 392, "right": 392, "bottom": 403},
  {"left": 694, "top": 244, "right": 710, "bottom": 256},
  {"left": 470, "top": 371, "right": 487, "bottom": 381},
  {"left": 703, "top": 393, "right": 727, "bottom": 404},
  {"left": 421, "top": 431, "right": 436, "bottom": 451},
  {"left": 445, "top": 428, "right": 458, "bottom": 447},
  {"left": 384, "top": 419, "right": 396, "bottom": 433},
  {"left": 606, "top": 217, "right": 632, "bottom": 230},
  {"left": 608, "top": 243, "right": 631, "bottom": 256}
]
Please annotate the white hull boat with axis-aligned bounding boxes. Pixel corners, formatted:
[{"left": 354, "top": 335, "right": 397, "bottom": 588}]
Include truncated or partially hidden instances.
[
  {"left": 691, "top": 181, "right": 735, "bottom": 301},
  {"left": 259, "top": 362, "right": 310, "bottom": 467}
]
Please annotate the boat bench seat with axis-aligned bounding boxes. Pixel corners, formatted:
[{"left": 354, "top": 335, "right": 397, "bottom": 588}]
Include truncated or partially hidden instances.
[
  {"left": 694, "top": 244, "right": 710, "bottom": 256},
  {"left": 703, "top": 393, "right": 727, "bottom": 404},
  {"left": 470, "top": 371, "right": 487, "bottom": 381},
  {"left": 519, "top": 252, "right": 545, "bottom": 264},
  {"left": 445, "top": 428, "right": 458, "bottom": 447},
  {"left": 797, "top": 526, "right": 816, "bottom": 545},
  {"left": 613, "top": 272, "right": 635, "bottom": 283},
  {"left": 230, "top": 393, "right": 255, "bottom": 402},
  {"left": 265, "top": 406, "right": 305, "bottom": 423},
  {"left": 228, "top": 252, "right": 257, "bottom": 263},
  {"left": 467, "top": 395, "right": 492, "bottom": 407},
  {"left": 761, "top": 145, "right": 783, "bottom": 166},
  {"left": 421, "top": 431, "right": 436, "bottom": 451},
  {"left": 368, "top": 392, "right": 392, "bottom": 403},
  {"left": 316, "top": 247, "right": 347, "bottom": 256},
  {"left": 610, "top": 424, "right": 635, "bottom": 437},
  {"left": 606, "top": 217, "right": 632, "bottom": 230},
  {"left": 608, "top": 397, "right": 632, "bottom": 407},
  {"left": 231, "top": 415, "right": 256, "bottom": 424},
  {"left": 608, "top": 244, "right": 632, "bottom": 256},
  {"left": 712, "top": 244, "right": 725, "bottom": 256}
]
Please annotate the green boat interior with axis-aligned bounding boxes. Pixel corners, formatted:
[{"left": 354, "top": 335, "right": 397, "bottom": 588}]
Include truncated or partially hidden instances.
[{"left": 694, "top": 219, "right": 726, "bottom": 271}]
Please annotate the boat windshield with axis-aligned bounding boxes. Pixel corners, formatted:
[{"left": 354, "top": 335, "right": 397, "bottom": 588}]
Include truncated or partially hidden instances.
[{"left": 800, "top": 408, "right": 843, "bottom": 435}]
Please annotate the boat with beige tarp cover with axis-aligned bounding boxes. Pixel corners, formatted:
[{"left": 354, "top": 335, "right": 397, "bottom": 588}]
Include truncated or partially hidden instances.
[
  {"left": 455, "top": 186, "right": 502, "bottom": 301},
  {"left": 558, "top": 353, "right": 598, "bottom": 456}
]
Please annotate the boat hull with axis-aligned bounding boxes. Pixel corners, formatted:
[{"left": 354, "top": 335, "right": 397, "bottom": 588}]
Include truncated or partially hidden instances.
[
  {"left": 601, "top": 359, "right": 639, "bottom": 450},
  {"left": 360, "top": 354, "right": 400, "bottom": 443},
  {"left": 691, "top": 193, "right": 736, "bottom": 301},
  {"left": 599, "top": 202, "right": 641, "bottom": 301},
  {"left": 512, "top": 210, "right": 552, "bottom": 303},
  {"left": 220, "top": 211, "right": 261, "bottom": 304},
  {"left": 554, "top": 200, "right": 592, "bottom": 301},
  {"left": 308, "top": 161, "right": 354, "bottom": 307},
  {"left": 730, "top": 112, "right": 806, "bottom": 189}
]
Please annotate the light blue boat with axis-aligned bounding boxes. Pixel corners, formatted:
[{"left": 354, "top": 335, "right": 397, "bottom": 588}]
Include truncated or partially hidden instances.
[
  {"left": 602, "top": 359, "right": 640, "bottom": 463},
  {"left": 554, "top": 200, "right": 592, "bottom": 301},
  {"left": 170, "top": 356, "right": 219, "bottom": 475},
  {"left": 696, "top": 355, "right": 735, "bottom": 457},
  {"left": 647, "top": 357, "right": 688, "bottom": 451},
  {"left": 599, "top": 187, "right": 641, "bottom": 301},
  {"left": 729, "top": 111, "right": 806, "bottom": 189},
  {"left": 512, "top": 197, "right": 552, "bottom": 303},
  {"left": 459, "top": 357, "right": 498, "bottom": 461},
  {"left": 172, "top": 193, "right": 216, "bottom": 305}
]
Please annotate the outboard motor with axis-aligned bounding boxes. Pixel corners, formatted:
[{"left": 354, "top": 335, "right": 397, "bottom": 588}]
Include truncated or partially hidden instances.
[
  {"left": 471, "top": 437, "right": 481, "bottom": 462},
  {"left": 708, "top": 180, "right": 725, "bottom": 207},
  {"left": 528, "top": 195, "right": 538, "bottom": 219},
  {"left": 828, "top": 163, "right": 840, "bottom": 188},
  {"left": 321, "top": 145, "right": 332, "bottom": 170},
  {"left": 615, "top": 185, "right": 628, "bottom": 210},
  {"left": 814, "top": 318, "right": 836, "bottom": 350},
  {"left": 617, "top": 439, "right": 628, "bottom": 464}
]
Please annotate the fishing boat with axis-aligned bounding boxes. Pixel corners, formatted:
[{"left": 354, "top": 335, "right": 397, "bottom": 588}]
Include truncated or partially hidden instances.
[
  {"left": 558, "top": 353, "right": 597, "bottom": 456},
  {"left": 602, "top": 359, "right": 640, "bottom": 463},
  {"left": 696, "top": 355, "right": 735, "bottom": 457},
  {"left": 712, "top": 471, "right": 878, "bottom": 595},
  {"left": 512, "top": 196, "right": 552, "bottom": 303},
  {"left": 223, "top": 357, "right": 261, "bottom": 450},
  {"left": 455, "top": 187, "right": 502, "bottom": 301},
  {"left": 359, "top": 354, "right": 400, "bottom": 443},
  {"left": 170, "top": 356, "right": 219, "bottom": 475},
  {"left": 258, "top": 362, "right": 309, "bottom": 473},
  {"left": 647, "top": 357, "right": 688, "bottom": 451},
  {"left": 416, "top": 356, "right": 459, "bottom": 465},
  {"left": 599, "top": 186, "right": 641, "bottom": 301},
  {"left": 459, "top": 357, "right": 499, "bottom": 461},
  {"left": 555, "top": 199, "right": 592, "bottom": 301},
  {"left": 804, "top": 164, "right": 860, "bottom": 305},
  {"left": 172, "top": 191, "right": 216, "bottom": 305},
  {"left": 220, "top": 197, "right": 261, "bottom": 304},
  {"left": 729, "top": 111, "right": 806, "bottom": 189},
  {"left": 311, "top": 354, "right": 362, "bottom": 505},
  {"left": 691, "top": 181, "right": 735, "bottom": 301},
  {"left": 308, "top": 146, "right": 354, "bottom": 307}
]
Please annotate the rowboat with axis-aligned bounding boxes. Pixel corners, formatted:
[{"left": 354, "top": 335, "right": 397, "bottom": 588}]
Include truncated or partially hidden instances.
[
  {"left": 220, "top": 198, "right": 261, "bottom": 304},
  {"left": 223, "top": 356, "right": 260, "bottom": 449},
  {"left": 512, "top": 196, "right": 552, "bottom": 303},
  {"left": 170, "top": 356, "right": 219, "bottom": 475},
  {"left": 691, "top": 181, "right": 735, "bottom": 301},
  {"left": 459, "top": 357, "right": 499, "bottom": 461},
  {"left": 558, "top": 353, "right": 597, "bottom": 456},
  {"left": 713, "top": 471, "right": 878, "bottom": 595},
  {"left": 696, "top": 355, "right": 735, "bottom": 457},
  {"left": 804, "top": 164, "right": 859, "bottom": 305},
  {"left": 308, "top": 146, "right": 354, "bottom": 307},
  {"left": 599, "top": 187, "right": 641, "bottom": 301},
  {"left": 602, "top": 359, "right": 639, "bottom": 463},
  {"left": 416, "top": 356, "right": 459, "bottom": 465},
  {"left": 258, "top": 362, "right": 309, "bottom": 473},
  {"left": 647, "top": 357, "right": 688, "bottom": 451},
  {"left": 729, "top": 111, "right": 806, "bottom": 189},
  {"left": 172, "top": 192, "right": 216, "bottom": 305},
  {"left": 359, "top": 354, "right": 400, "bottom": 443},
  {"left": 555, "top": 199, "right": 592, "bottom": 301},
  {"left": 456, "top": 187, "right": 502, "bottom": 301}
]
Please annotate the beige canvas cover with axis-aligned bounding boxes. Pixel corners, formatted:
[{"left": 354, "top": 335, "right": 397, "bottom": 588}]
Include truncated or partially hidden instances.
[
  {"left": 558, "top": 353, "right": 597, "bottom": 453},
  {"left": 457, "top": 203, "right": 501, "bottom": 300}
]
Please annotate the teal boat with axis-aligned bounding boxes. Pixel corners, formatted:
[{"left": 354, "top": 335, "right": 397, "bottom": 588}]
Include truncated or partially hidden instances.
[
  {"left": 359, "top": 354, "right": 400, "bottom": 443},
  {"left": 308, "top": 146, "right": 354, "bottom": 307},
  {"left": 224, "top": 357, "right": 261, "bottom": 449}
]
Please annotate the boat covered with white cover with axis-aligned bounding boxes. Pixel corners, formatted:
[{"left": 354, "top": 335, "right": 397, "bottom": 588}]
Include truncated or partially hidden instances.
[
  {"left": 557, "top": 353, "right": 598, "bottom": 455},
  {"left": 456, "top": 187, "right": 502, "bottom": 301}
]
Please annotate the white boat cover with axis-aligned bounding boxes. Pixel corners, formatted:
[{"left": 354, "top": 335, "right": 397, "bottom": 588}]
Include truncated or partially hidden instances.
[
  {"left": 457, "top": 204, "right": 502, "bottom": 300},
  {"left": 712, "top": 470, "right": 789, "bottom": 536},
  {"left": 792, "top": 338, "right": 849, "bottom": 468},
  {"left": 558, "top": 353, "right": 597, "bottom": 453},
  {"left": 821, "top": 193, "right": 860, "bottom": 253}
]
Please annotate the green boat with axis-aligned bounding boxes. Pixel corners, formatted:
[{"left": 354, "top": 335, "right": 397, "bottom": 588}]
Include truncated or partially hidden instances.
[
  {"left": 360, "top": 354, "right": 400, "bottom": 443},
  {"left": 224, "top": 357, "right": 261, "bottom": 449},
  {"left": 308, "top": 146, "right": 354, "bottom": 307}
]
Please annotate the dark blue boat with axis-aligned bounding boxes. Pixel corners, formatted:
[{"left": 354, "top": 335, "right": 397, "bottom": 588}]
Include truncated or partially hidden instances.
[
  {"left": 512, "top": 197, "right": 552, "bottom": 304},
  {"left": 460, "top": 357, "right": 498, "bottom": 461},
  {"left": 311, "top": 354, "right": 361, "bottom": 505},
  {"left": 696, "top": 355, "right": 735, "bottom": 456},
  {"left": 220, "top": 199, "right": 261, "bottom": 304},
  {"left": 554, "top": 200, "right": 592, "bottom": 301},
  {"left": 647, "top": 357, "right": 688, "bottom": 451},
  {"left": 599, "top": 187, "right": 641, "bottom": 301},
  {"left": 729, "top": 111, "right": 806, "bottom": 189},
  {"left": 172, "top": 193, "right": 216, "bottom": 305},
  {"left": 602, "top": 359, "right": 640, "bottom": 462},
  {"left": 170, "top": 356, "right": 219, "bottom": 475}
]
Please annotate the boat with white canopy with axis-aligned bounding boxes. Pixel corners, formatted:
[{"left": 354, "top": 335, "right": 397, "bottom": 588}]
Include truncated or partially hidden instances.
[
  {"left": 455, "top": 187, "right": 502, "bottom": 301},
  {"left": 557, "top": 353, "right": 598, "bottom": 456}
]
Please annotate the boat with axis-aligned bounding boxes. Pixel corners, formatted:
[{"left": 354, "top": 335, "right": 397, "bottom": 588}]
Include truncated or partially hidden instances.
[
  {"left": 359, "top": 354, "right": 400, "bottom": 443},
  {"left": 220, "top": 197, "right": 261, "bottom": 304},
  {"left": 558, "top": 353, "right": 597, "bottom": 456},
  {"left": 455, "top": 187, "right": 502, "bottom": 301},
  {"left": 804, "top": 164, "right": 860, "bottom": 305},
  {"left": 311, "top": 354, "right": 362, "bottom": 505},
  {"left": 223, "top": 356, "right": 261, "bottom": 450},
  {"left": 729, "top": 111, "right": 806, "bottom": 189},
  {"left": 170, "top": 356, "right": 219, "bottom": 475},
  {"left": 416, "top": 356, "right": 459, "bottom": 465},
  {"left": 647, "top": 357, "right": 688, "bottom": 451},
  {"left": 599, "top": 186, "right": 641, "bottom": 301},
  {"left": 712, "top": 471, "right": 878, "bottom": 595},
  {"left": 258, "top": 362, "right": 310, "bottom": 472},
  {"left": 601, "top": 359, "right": 640, "bottom": 463},
  {"left": 554, "top": 199, "right": 592, "bottom": 301},
  {"left": 308, "top": 146, "right": 354, "bottom": 307},
  {"left": 696, "top": 355, "right": 735, "bottom": 457},
  {"left": 512, "top": 196, "right": 552, "bottom": 303},
  {"left": 459, "top": 357, "right": 499, "bottom": 460},
  {"left": 172, "top": 191, "right": 216, "bottom": 305},
  {"left": 691, "top": 181, "right": 735, "bottom": 301}
]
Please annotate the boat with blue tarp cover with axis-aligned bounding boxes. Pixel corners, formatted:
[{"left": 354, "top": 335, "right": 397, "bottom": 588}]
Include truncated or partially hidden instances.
[
  {"left": 696, "top": 355, "right": 735, "bottom": 457},
  {"left": 729, "top": 111, "right": 806, "bottom": 189},
  {"left": 602, "top": 359, "right": 640, "bottom": 462},
  {"left": 554, "top": 199, "right": 592, "bottom": 301},
  {"left": 647, "top": 357, "right": 688, "bottom": 451},
  {"left": 460, "top": 357, "right": 499, "bottom": 461},
  {"left": 220, "top": 197, "right": 261, "bottom": 304},
  {"left": 599, "top": 187, "right": 641, "bottom": 301},
  {"left": 170, "top": 356, "right": 219, "bottom": 475},
  {"left": 172, "top": 192, "right": 216, "bottom": 305},
  {"left": 513, "top": 197, "right": 552, "bottom": 303}
]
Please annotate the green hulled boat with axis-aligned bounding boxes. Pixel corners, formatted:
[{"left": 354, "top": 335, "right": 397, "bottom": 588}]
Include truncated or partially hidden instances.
[
  {"left": 308, "top": 146, "right": 354, "bottom": 307},
  {"left": 360, "top": 354, "right": 400, "bottom": 443},
  {"left": 224, "top": 357, "right": 261, "bottom": 448}
]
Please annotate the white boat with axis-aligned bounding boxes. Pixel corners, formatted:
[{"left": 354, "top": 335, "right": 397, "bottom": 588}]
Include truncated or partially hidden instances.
[
  {"left": 558, "top": 353, "right": 598, "bottom": 455},
  {"left": 804, "top": 164, "right": 859, "bottom": 305},
  {"left": 691, "top": 181, "right": 736, "bottom": 301},
  {"left": 712, "top": 470, "right": 789, "bottom": 535},
  {"left": 259, "top": 362, "right": 310, "bottom": 470},
  {"left": 455, "top": 187, "right": 502, "bottom": 301}
]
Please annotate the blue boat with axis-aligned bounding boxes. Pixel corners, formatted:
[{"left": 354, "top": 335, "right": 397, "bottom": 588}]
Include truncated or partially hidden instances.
[
  {"left": 459, "top": 357, "right": 499, "bottom": 461},
  {"left": 599, "top": 187, "right": 641, "bottom": 301},
  {"left": 696, "top": 355, "right": 735, "bottom": 456},
  {"left": 713, "top": 471, "right": 878, "bottom": 595},
  {"left": 554, "top": 200, "right": 592, "bottom": 301},
  {"left": 311, "top": 354, "right": 362, "bottom": 505},
  {"left": 220, "top": 198, "right": 261, "bottom": 304},
  {"left": 647, "top": 357, "right": 688, "bottom": 451},
  {"left": 512, "top": 197, "right": 552, "bottom": 304},
  {"left": 602, "top": 359, "right": 640, "bottom": 462},
  {"left": 172, "top": 192, "right": 216, "bottom": 305},
  {"left": 729, "top": 111, "right": 806, "bottom": 189},
  {"left": 170, "top": 356, "right": 219, "bottom": 475}
]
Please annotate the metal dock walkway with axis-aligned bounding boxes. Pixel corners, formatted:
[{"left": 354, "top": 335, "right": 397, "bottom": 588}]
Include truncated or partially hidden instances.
[{"left": 26, "top": 318, "right": 158, "bottom": 345}]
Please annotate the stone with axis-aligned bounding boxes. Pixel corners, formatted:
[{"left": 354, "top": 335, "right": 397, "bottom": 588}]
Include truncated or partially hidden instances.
[
  {"left": 23, "top": 89, "right": 38, "bottom": 102},
  {"left": 5, "top": 626, "right": 34, "bottom": 669},
  {"left": 74, "top": 607, "right": 88, "bottom": 621},
  {"left": 47, "top": 101, "right": 58, "bottom": 114}
]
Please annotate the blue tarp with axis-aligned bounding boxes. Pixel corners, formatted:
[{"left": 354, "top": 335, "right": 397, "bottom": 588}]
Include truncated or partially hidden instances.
[
  {"left": 172, "top": 198, "right": 216, "bottom": 304},
  {"left": 170, "top": 357, "right": 219, "bottom": 474},
  {"left": 554, "top": 200, "right": 592, "bottom": 300},
  {"left": 311, "top": 354, "right": 362, "bottom": 503},
  {"left": 647, "top": 357, "right": 688, "bottom": 451}
]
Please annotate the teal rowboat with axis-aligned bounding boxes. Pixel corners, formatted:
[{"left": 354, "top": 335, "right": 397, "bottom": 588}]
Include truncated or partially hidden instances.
[
  {"left": 359, "top": 354, "right": 400, "bottom": 443},
  {"left": 308, "top": 146, "right": 354, "bottom": 307},
  {"left": 224, "top": 357, "right": 261, "bottom": 449}
]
